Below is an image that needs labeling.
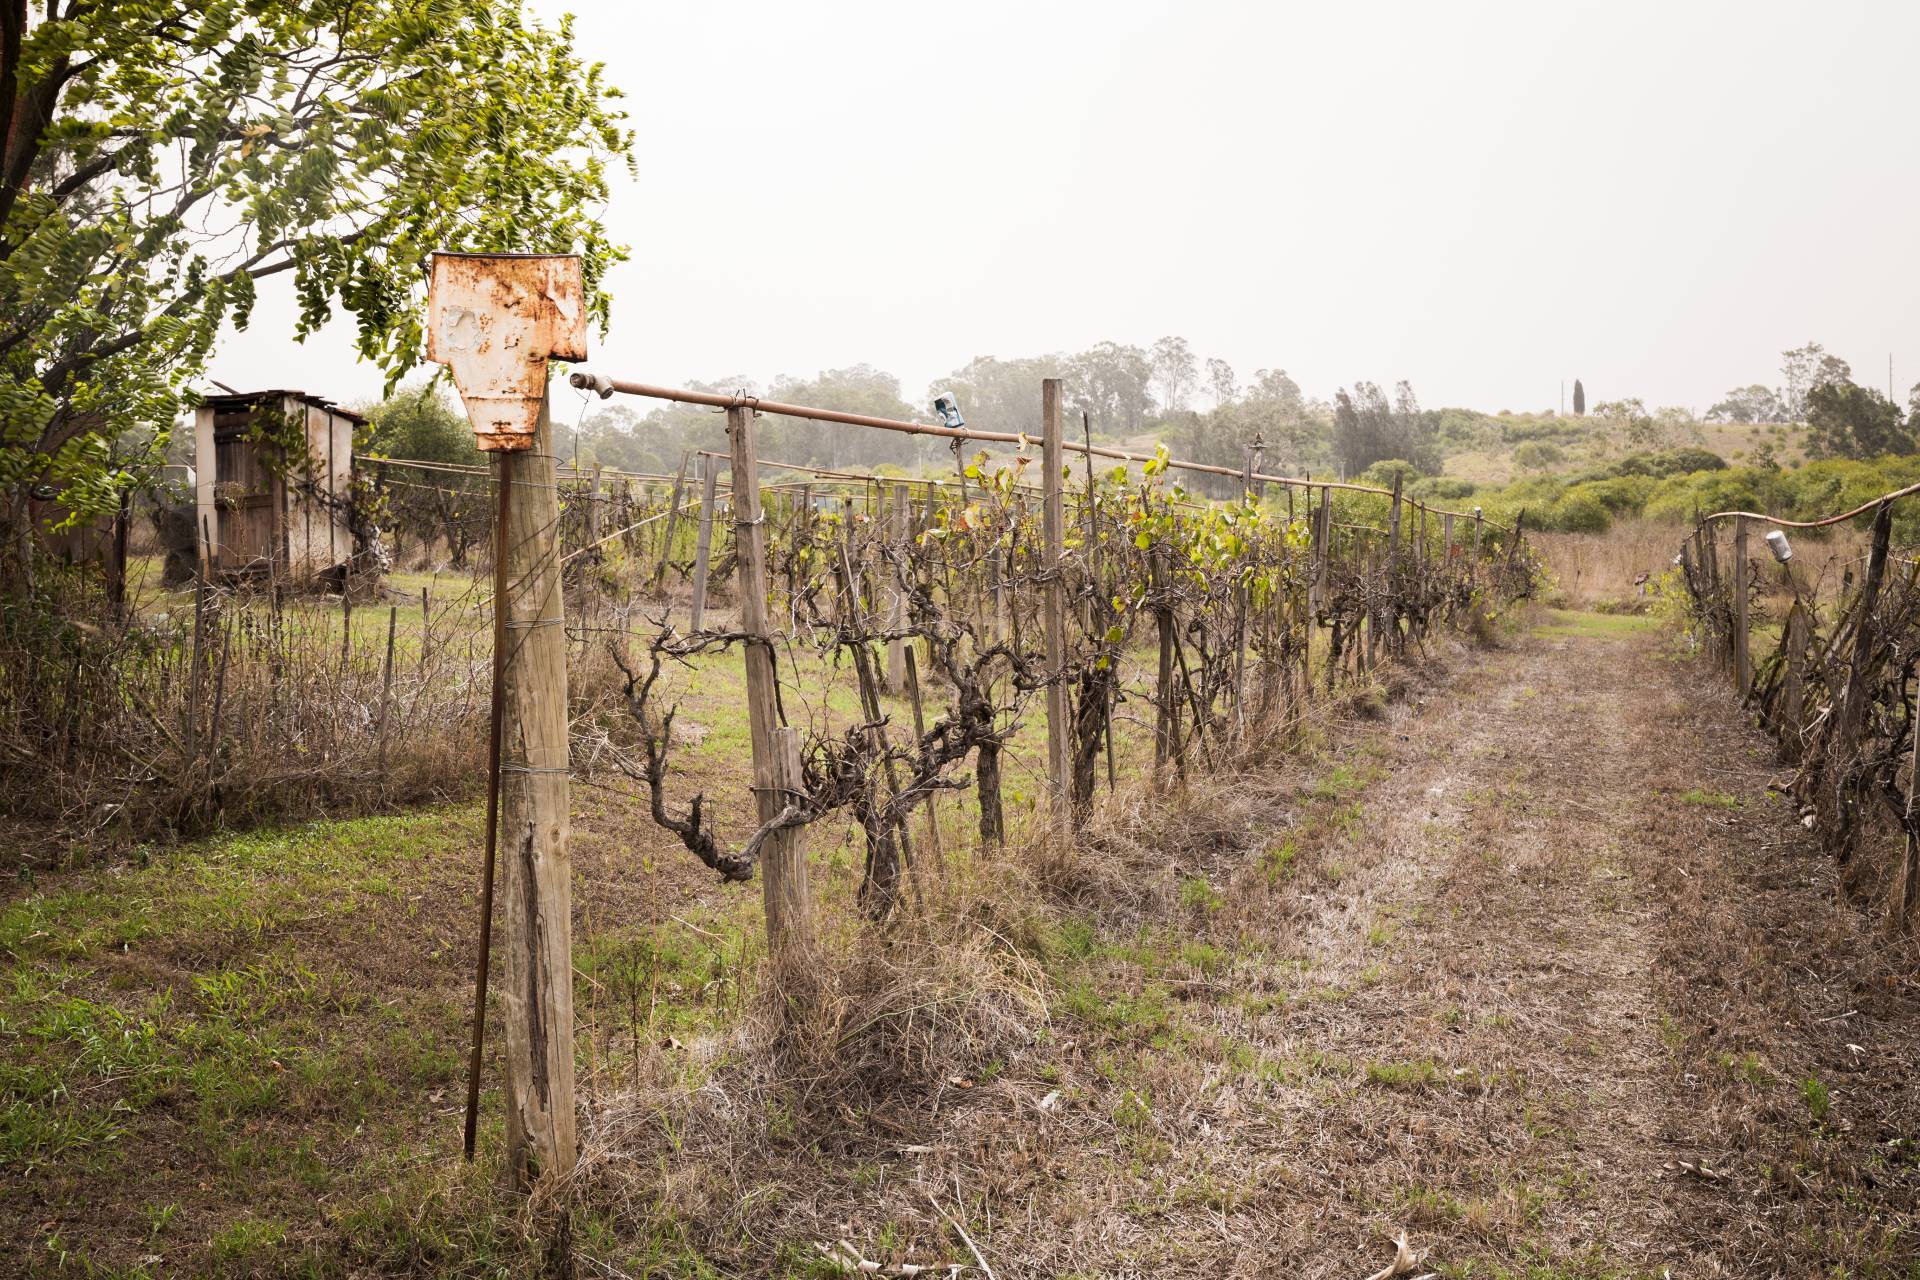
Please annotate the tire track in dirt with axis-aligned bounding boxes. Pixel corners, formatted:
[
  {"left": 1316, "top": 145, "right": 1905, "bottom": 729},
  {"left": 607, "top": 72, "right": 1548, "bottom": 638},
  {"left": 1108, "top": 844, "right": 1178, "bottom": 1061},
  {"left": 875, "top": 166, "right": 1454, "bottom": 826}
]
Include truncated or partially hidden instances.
[
  {"left": 1226, "top": 617, "right": 1918, "bottom": 1277},
  {"left": 1213, "top": 623, "right": 1695, "bottom": 1275}
]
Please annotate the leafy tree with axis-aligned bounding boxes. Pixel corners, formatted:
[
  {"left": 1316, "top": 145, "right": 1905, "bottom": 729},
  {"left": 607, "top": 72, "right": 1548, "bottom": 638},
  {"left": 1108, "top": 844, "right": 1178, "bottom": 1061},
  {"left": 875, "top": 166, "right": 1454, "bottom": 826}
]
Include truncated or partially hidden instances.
[
  {"left": 1591, "top": 397, "right": 1666, "bottom": 448},
  {"left": 1779, "top": 342, "right": 1852, "bottom": 422},
  {"left": 1332, "top": 380, "right": 1439, "bottom": 477},
  {"left": 1706, "top": 384, "right": 1785, "bottom": 424},
  {"left": 762, "top": 366, "right": 927, "bottom": 470},
  {"left": 362, "top": 386, "right": 477, "bottom": 466},
  {"left": 1205, "top": 357, "right": 1237, "bottom": 407},
  {"left": 1804, "top": 379, "right": 1915, "bottom": 459},
  {"left": 1571, "top": 379, "right": 1585, "bottom": 417},
  {"left": 1069, "top": 341, "right": 1154, "bottom": 433},
  {"left": 1359, "top": 459, "right": 1421, "bottom": 489},
  {"left": 1149, "top": 336, "right": 1196, "bottom": 415},
  {"left": 1, "top": 1, "right": 633, "bottom": 584}
]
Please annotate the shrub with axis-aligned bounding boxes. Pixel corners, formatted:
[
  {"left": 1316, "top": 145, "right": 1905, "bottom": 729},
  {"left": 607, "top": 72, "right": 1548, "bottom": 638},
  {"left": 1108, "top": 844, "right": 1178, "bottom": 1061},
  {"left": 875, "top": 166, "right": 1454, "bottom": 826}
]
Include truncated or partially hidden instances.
[
  {"left": 1513, "top": 441, "right": 1566, "bottom": 473},
  {"left": 1359, "top": 459, "right": 1422, "bottom": 489},
  {"left": 1566, "top": 475, "right": 1656, "bottom": 515},
  {"left": 1408, "top": 476, "right": 1477, "bottom": 501},
  {"left": 1546, "top": 491, "right": 1610, "bottom": 534}
]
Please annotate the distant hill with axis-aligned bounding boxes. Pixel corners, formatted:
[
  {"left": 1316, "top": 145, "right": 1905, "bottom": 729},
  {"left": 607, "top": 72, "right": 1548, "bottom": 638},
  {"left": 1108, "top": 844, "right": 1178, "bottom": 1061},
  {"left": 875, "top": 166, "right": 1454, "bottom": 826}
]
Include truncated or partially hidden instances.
[{"left": 1437, "top": 416, "right": 1810, "bottom": 486}]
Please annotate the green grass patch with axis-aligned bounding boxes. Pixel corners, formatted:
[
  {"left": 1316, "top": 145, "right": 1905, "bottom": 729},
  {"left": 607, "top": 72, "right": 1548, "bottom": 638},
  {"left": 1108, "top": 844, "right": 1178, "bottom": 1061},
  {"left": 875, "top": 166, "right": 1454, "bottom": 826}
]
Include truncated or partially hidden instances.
[{"left": 1534, "top": 608, "right": 1656, "bottom": 640}]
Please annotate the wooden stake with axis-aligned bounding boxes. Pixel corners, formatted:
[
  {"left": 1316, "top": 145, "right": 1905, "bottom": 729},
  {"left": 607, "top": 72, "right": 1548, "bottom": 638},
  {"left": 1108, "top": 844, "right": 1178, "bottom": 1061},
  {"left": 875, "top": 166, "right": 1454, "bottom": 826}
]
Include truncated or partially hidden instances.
[
  {"left": 1152, "top": 542, "right": 1174, "bottom": 784},
  {"left": 1732, "top": 517, "right": 1751, "bottom": 695},
  {"left": 904, "top": 645, "right": 944, "bottom": 875},
  {"left": 1889, "top": 677, "right": 1920, "bottom": 936},
  {"left": 652, "top": 450, "right": 689, "bottom": 590},
  {"left": 727, "top": 405, "right": 814, "bottom": 959},
  {"left": 494, "top": 398, "right": 575, "bottom": 1188},
  {"left": 1040, "top": 378, "right": 1071, "bottom": 823},
  {"left": 886, "top": 483, "right": 908, "bottom": 690},
  {"left": 690, "top": 453, "right": 718, "bottom": 631},
  {"left": 1779, "top": 601, "right": 1809, "bottom": 756},
  {"left": 376, "top": 605, "right": 398, "bottom": 778}
]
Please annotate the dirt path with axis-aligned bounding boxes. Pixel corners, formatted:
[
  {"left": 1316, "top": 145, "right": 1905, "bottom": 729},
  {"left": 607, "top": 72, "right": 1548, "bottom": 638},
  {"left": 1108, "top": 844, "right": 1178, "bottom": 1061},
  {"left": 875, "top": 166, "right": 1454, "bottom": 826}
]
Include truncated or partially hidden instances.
[{"left": 864, "top": 615, "right": 1920, "bottom": 1278}]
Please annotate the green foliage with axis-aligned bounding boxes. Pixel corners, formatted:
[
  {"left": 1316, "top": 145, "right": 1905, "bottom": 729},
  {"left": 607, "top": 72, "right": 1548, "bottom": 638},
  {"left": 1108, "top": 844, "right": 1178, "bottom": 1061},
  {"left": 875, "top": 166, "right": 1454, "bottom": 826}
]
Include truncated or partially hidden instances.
[
  {"left": 1801, "top": 1075, "right": 1831, "bottom": 1123},
  {"left": 1409, "top": 476, "right": 1477, "bottom": 501},
  {"left": 1513, "top": 441, "right": 1566, "bottom": 473},
  {"left": 1359, "top": 459, "right": 1422, "bottom": 489},
  {"left": 2, "top": 2, "right": 634, "bottom": 564},
  {"left": 1545, "top": 490, "right": 1609, "bottom": 534},
  {"left": 1643, "top": 470, "right": 1767, "bottom": 524},
  {"left": 1804, "top": 378, "right": 1915, "bottom": 460},
  {"left": 361, "top": 386, "right": 478, "bottom": 466},
  {"left": 1706, "top": 383, "right": 1784, "bottom": 424},
  {"left": 1333, "top": 380, "right": 1440, "bottom": 476},
  {"left": 1565, "top": 475, "right": 1656, "bottom": 514}
]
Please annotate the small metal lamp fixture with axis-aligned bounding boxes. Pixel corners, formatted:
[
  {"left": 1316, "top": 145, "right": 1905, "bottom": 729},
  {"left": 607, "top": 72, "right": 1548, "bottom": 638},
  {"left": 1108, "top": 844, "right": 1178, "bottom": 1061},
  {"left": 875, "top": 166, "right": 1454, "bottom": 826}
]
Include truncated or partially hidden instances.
[
  {"left": 1765, "top": 529, "right": 1793, "bottom": 563},
  {"left": 931, "top": 393, "right": 965, "bottom": 430}
]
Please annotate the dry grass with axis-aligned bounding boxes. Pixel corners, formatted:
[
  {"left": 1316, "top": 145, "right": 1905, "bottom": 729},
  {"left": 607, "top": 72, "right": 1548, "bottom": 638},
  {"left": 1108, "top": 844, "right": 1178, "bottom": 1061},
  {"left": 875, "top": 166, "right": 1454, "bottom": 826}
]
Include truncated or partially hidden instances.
[{"left": 1533, "top": 517, "right": 1871, "bottom": 612}]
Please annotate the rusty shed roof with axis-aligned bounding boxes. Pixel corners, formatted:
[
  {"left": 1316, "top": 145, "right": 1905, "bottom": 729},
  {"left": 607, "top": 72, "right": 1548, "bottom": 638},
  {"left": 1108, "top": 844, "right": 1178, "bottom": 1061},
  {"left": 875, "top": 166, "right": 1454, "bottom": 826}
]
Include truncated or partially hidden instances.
[{"left": 200, "top": 389, "right": 368, "bottom": 425}]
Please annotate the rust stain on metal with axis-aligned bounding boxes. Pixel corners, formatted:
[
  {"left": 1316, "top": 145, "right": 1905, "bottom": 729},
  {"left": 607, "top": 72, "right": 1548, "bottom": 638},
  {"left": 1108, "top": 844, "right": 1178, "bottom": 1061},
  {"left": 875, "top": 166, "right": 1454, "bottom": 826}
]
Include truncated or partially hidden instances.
[{"left": 426, "top": 252, "right": 588, "bottom": 452}]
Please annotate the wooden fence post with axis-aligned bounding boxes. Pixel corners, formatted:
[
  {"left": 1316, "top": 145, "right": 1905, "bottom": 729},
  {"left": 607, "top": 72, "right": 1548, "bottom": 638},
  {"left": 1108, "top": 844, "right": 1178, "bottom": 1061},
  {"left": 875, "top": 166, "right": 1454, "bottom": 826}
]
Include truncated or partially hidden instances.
[
  {"left": 886, "top": 482, "right": 909, "bottom": 691},
  {"left": 1471, "top": 508, "right": 1484, "bottom": 584},
  {"left": 496, "top": 392, "right": 575, "bottom": 1188},
  {"left": 726, "top": 405, "right": 814, "bottom": 959},
  {"left": 652, "top": 450, "right": 689, "bottom": 590},
  {"left": 1778, "top": 602, "right": 1810, "bottom": 758},
  {"left": 1152, "top": 542, "right": 1175, "bottom": 783},
  {"left": 1041, "top": 378, "right": 1072, "bottom": 823},
  {"left": 1834, "top": 504, "right": 1894, "bottom": 778},
  {"left": 1732, "top": 517, "right": 1751, "bottom": 695},
  {"left": 376, "top": 605, "right": 398, "bottom": 778},
  {"left": 689, "top": 453, "right": 718, "bottom": 631},
  {"left": 1889, "top": 679, "right": 1920, "bottom": 936},
  {"left": 1386, "top": 473, "right": 1403, "bottom": 655}
]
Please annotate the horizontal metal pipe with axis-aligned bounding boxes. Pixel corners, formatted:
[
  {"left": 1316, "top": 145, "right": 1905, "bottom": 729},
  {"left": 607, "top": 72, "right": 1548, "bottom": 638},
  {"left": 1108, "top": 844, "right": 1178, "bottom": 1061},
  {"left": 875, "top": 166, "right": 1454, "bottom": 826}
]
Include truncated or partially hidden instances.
[
  {"left": 1699, "top": 482, "right": 1920, "bottom": 530},
  {"left": 567, "top": 372, "right": 1509, "bottom": 531}
]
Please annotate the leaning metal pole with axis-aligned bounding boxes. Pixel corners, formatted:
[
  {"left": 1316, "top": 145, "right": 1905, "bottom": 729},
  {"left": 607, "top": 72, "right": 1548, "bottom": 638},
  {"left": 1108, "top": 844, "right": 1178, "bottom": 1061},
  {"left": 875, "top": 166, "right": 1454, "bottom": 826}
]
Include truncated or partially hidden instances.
[{"left": 464, "top": 450, "right": 512, "bottom": 1159}]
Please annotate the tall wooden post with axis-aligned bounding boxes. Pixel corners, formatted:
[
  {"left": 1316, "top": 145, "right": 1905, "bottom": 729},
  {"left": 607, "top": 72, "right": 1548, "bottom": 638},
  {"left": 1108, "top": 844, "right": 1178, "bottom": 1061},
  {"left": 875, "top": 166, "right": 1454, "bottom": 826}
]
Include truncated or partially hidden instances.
[
  {"left": 1040, "top": 378, "right": 1071, "bottom": 822},
  {"left": 727, "top": 405, "right": 814, "bottom": 959},
  {"left": 689, "top": 453, "right": 719, "bottom": 631},
  {"left": 495, "top": 394, "right": 575, "bottom": 1187},
  {"left": 427, "top": 252, "right": 585, "bottom": 1191},
  {"left": 1731, "top": 517, "right": 1751, "bottom": 695}
]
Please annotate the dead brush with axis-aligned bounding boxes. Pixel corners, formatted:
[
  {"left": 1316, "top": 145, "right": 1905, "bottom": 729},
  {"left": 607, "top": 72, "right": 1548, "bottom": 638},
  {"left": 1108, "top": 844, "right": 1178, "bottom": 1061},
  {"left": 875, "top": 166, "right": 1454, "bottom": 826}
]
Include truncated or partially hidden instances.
[
  {"left": 568, "top": 855, "right": 1049, "bottom": 1215},
  {"left": 0, "top": 565, "right": 493, "bottom": 863}
]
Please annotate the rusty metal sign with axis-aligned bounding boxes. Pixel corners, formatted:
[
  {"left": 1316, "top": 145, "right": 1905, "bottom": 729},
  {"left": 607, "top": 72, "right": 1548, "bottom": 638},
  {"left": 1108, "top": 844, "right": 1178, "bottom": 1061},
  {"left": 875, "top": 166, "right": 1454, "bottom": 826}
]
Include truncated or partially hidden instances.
[{"left": 426, "top": 252, "right": 588, "bottom": 451}]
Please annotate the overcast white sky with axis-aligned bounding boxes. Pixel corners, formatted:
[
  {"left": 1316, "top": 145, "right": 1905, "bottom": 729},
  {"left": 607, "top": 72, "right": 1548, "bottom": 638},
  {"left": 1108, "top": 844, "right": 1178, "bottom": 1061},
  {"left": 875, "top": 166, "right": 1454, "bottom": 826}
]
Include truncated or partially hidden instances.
[{"left": 207, "top": 0, "right": 1920, "bottom": 416}]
